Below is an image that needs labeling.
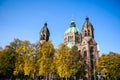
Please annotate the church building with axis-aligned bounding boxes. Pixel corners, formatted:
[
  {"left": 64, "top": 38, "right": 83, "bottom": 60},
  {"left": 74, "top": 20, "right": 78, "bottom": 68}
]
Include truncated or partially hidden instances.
[
  {"left": 64, "top": 17, "right": 100, "bottom": 79},
  {"left": 39, "top": 17, "right": 100, "bottom": 80}
]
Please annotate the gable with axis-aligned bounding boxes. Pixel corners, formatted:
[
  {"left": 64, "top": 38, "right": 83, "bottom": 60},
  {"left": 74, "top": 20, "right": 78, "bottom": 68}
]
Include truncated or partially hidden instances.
[{"left": 88, "top": 38, "right": 97, "bottom": 45}]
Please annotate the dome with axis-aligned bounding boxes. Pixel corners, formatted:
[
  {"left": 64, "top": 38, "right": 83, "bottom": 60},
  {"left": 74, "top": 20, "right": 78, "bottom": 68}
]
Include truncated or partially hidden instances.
[
  {"left": 65, "top": 21, "right": 80, "bottom": 34},
  {"left": 82, "top": 17, "right": 94, "bottom": 30}
]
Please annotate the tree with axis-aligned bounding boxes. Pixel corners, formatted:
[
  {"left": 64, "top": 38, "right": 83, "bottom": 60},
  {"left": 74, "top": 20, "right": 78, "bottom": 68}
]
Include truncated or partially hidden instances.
[
  {"left": 109, "top": 54, "right": 120, "bottom": 79},
  {"left": 0, "top": 49, "right": 13, "bottom": 78},
  {"left": 36, "top": 41, "right": 55, "bottom": 80},
  {"left": 55, "top": 44, "right": 70, "bottom": 79},
  {"left": 96, "top": 53, "right": 120, "bottom": 80},
  {"left": 69, "top": 46, "right": 83, "bottom": 79},
  {"left": 0, "top": 38, "right": 21, "bottom": 79},
  {"left": 14, "top": 40, "right": 35, "bottom": 79},
  {"left": 96, "top": 55, "right": 110, "bottom": 79},
  {"left": 55, "top": 44, "right": 83, "bottom": 79}
]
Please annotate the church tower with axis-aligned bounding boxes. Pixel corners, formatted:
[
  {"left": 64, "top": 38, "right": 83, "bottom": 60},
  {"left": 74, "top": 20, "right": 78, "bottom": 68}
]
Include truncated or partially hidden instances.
[
  {"left": 64, "top": 19, "right": 82, "bottom": 48},
  {"left": 64, "top": 17, "right": 100, "bottom": 79},
  {"left": 40, "top": 22, "right": 50, "bottom": 44},
  {"left": 81, "top": 17, "right": 99, "bottom": 80},
  {"left": 82, "top": 17, "right": 94, "bottom": 38}
]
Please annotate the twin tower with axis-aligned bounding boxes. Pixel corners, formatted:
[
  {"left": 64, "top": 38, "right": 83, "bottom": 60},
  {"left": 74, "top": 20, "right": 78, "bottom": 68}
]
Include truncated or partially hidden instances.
[{"left": 40, "top": 17, "right": 100, "bottom": 79}]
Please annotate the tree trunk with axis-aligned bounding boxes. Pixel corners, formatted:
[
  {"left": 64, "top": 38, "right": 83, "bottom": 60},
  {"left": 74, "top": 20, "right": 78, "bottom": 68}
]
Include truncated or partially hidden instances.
[
  {"left": 74, "top": 75, "right": 76, "bottom": 80},
  {"left": 66, "top": 77, "right": 67, "bottom": 80}
]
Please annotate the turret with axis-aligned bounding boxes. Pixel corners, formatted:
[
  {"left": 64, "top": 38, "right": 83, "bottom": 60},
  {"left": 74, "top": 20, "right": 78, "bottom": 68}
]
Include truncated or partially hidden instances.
[
  {"left": 40, "top": 22, "right": 50, "bottom": 43},
  {"left": 82, "top": 17, "right": 94, "bottom": 38}
]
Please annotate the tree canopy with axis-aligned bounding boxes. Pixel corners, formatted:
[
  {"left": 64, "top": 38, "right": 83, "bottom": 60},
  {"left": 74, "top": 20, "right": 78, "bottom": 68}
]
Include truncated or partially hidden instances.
[
  {"left": 0, "top": 38, "right": 120, "bottom": 80},
  {"left": 55, "top": 44, "right": 83, "bottom": 79},
  {"left": 96, "top": 53, "right": 120, "bottom": 80}
]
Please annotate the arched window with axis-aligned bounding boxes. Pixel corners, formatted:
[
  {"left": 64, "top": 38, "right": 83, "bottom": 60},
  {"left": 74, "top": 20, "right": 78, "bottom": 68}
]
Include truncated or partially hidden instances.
[
  {"left": 88, "top": 30, "right": 90, "bottom": 36},
  {"left": 83, "top": 48, "right": 88, "bottom": 74},
  {"left": 75, "top": 36, "right": 78, "bottom": 43},
  {"left": 79, "top": 50, "right": 81, "bottom": 53},
  {"left": 90, "top": 47, "right": 94, "bottom": 69},
  {"left": 84, "top": 51, "right": 87, "bottom": 59},
  {"left": 82, "top": 48, "right": 87, "bottom": 58},
  {"left": 68, "top": 36, "right": 70, "bottom": 42},
  {"left": 90, "top": 47, "right": 94, "bottom": 55},
  {"left": 43, "top": 34, "right": 45, "bottom": 40},
  {"left": 92, "top": 30, "right": 94, "bottom": 38},
  {"left": 70, "top": 36, "right": 73, "bottom": 42},
  {"left": 84, "top": 30, "right": 87, "bottom": 36},
  {"left": 72, "top": 36, "right": 73, "bottom": 41},
  {"left": 68, "top": 36, "right": 73, "bottom": 42},
  {"left": 83, "top": 50, "right": 87, "bottom": 69}
]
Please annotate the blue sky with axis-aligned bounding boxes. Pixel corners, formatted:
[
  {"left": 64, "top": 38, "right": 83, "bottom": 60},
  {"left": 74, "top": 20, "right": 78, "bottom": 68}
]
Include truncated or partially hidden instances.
[{"left": 0, "top": 0, "right": 120, "bottom": 54}]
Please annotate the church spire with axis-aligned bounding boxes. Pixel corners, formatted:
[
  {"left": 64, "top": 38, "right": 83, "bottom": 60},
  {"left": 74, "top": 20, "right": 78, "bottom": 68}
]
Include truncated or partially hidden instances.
[
  {"left": 82, "top": 17, "right": 94, "bottom": 38},
  {"left": 40, "top": 22, "right": 50, "bottom": 43}
]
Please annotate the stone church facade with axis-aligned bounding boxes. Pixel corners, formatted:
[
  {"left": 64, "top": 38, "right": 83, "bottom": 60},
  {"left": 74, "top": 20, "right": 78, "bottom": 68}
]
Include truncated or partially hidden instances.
[
  {"left": 39, "top": 17, "right": 100, "bottom": 80},
  {"left": 64, "top": 17, "right": 100, "bottom": 79}
]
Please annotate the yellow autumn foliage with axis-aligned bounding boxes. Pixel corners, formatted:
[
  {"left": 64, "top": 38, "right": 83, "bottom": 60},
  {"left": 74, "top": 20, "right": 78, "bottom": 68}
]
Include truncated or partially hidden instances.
[
  {"left": 55, "top": 44, "right": 82, "bottom": 78},
  {"left": 14, "top": 40, "right": 35, "bottom": 78},
  {"left": 97, "top": 54, "right": 120, "bottom": 79},
  {"left": 36, "top": 41, "right": 55, "bottom": 78}
]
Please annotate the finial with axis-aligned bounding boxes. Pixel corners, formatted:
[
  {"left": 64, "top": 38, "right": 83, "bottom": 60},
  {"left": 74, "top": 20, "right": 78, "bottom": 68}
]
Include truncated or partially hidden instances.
[
  {"left": 44, "top": 22, "right": 47, "bottom": 26},
  {"left": 70, "top": 16, "right": 76, "bottom": 27},
  {"left": 71, "top": 16, "right": 74, "bottom": 23},
  {"left": 86, "top": 16, "right": 89, "bottom": 21}
]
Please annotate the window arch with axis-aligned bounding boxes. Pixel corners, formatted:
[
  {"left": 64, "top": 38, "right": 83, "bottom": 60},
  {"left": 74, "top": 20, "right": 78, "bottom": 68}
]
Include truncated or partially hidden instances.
[
  {"left": 90, "top": 46, "right": 94, "bottom": 69},
  {"left": 88, "top": 30, "right": 90, "bottom": 36},
  {"left": 90, "top": 47, "right": 94, "bottom": 54},
  {"left": 79, "top": 50, "right": 81, "bottom": 53},
  {"left": 83, "top": 49, "right": 87, "bottom": 69},
  {"left": 83, "top": 47, "right": 87, "bottom": 59},
  {"left": 68, "top": 36, "right": 70, "bottom": 42},
  {"left": 84, "top": 51, "right": 87, "bottom": 58},
  {"left": 70, "top": 36, "right": 73, "bottom": 42},
  {"left": 84, "top": 30, "right": 87, "bottom": 36},
  {"left": 43, "top": 34, "right": 45, "bottom": 40},
  {"left": 68, "top": 36, "right": 73, "bottom": 42}
]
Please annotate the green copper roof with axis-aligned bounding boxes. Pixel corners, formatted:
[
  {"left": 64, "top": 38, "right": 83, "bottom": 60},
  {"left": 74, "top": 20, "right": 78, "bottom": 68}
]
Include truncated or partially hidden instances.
[
  {"left": 65, "top": 21, "right": 80, "bottom": 34},
  {"left": 67, "top": 42, "right": 73, "bottom": 48}
]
